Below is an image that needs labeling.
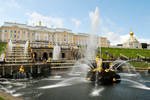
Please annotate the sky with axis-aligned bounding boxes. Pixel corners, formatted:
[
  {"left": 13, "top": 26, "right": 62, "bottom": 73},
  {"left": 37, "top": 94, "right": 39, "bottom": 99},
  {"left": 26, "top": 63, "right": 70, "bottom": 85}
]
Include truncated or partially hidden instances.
[{"left": 0, "top": 0, "right": 150, "bottom": 45}]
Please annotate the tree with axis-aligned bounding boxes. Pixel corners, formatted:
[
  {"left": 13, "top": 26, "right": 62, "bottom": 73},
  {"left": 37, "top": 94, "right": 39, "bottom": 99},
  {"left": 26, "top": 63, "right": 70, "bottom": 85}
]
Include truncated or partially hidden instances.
[{"left": 141, "top": 43, "right": 147, "bottom": 49}]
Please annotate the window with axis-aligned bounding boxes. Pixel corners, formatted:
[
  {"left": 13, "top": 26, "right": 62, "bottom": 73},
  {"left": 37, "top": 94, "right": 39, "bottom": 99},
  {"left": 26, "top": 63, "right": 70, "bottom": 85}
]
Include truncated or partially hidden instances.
[
  {"left": 5, "top": 33, "right": 7, "bottom": 40},
  {"left": 18, "top": 33, "right": 20, "bottom": 39},
  {"left": 10, "top": 33, "right": 12, "bottom": 39},
  {"left": 49, "top": 53, "right": 53, "bottom": 58},
  {"left": 62, "top": 53, "right": 65, "bottom": 58},
  {"left": 14, "top": 34, "right": 16, "bottom": 38}
]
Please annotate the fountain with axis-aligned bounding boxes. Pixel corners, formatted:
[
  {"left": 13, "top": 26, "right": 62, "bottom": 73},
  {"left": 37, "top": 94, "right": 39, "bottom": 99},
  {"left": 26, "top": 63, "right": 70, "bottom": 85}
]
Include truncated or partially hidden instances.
[
  {"left": 86, "top": 58, "right": 121, "bottom": 85},
  {"left": 8, "top": 40, "right": 13, "bottom": 52},
  {"left": 1, "top": 8, "right": 150, "bottom": 100},
  {"left": 12, "top": 65, "right": 32, "bottom": 79},
  {"left": 24, "top": 40, "right": 29, "bottom": 54},
  {"left": 53, "top": 44, "right": 61, "bottom": 60}
]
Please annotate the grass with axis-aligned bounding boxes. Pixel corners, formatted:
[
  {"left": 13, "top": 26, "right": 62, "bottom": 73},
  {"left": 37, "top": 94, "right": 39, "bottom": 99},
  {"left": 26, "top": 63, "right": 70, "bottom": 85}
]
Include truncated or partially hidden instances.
[
  {"left": 96, "top": 47, "right": 150, "bottom": 68},
  {"left": 0, "top": 42, "right": 6, "bottom": 55},
  {"left": 129, "top": 61, "right": 149, "bottom": 68},
  {"left": 99, "top": 47, "right": 150, "bottom": 59},
  {"left": 0, "top": 97, "right": 5, "bottom": 100}
]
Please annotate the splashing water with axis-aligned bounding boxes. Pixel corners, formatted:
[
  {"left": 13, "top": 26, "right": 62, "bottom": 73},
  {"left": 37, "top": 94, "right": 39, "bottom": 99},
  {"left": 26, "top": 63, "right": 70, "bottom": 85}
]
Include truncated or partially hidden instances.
[
  {"left": 70, "top": 59, "right": 91, "bottom": 78},
  {"left": 8, "top": 40, "right": 13, "bottom": 52},
  {"left": 24, "top": 41, "right": 29, "bottom": 54},
  {"left": 119, "top": 78, "right": 150, "bottom": 90},
  {"left": 53, "top": 44, "right": 61, "bottom": 60},
  {"left": 90, "top": 87, "right": 104, "bottom": 97},
  {"left": 39, "top": 77, "right": 87, "bottom": 89}
]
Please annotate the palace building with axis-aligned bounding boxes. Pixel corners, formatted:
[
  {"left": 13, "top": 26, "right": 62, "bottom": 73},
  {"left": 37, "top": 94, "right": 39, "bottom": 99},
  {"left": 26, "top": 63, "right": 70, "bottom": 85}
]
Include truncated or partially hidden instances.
[
  {"left": 123, "top": 29, "right": 141, "bottom": 49},
  {"left": 0, "top": 22, "right": 110, "bottom": 48}
]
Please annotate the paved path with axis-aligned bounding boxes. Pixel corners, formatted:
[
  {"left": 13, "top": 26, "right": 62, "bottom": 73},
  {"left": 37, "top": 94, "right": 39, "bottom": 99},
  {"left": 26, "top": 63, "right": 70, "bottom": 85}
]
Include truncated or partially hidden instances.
[{"left": 0, "top": 90, "right": 23, "bottom": 100}]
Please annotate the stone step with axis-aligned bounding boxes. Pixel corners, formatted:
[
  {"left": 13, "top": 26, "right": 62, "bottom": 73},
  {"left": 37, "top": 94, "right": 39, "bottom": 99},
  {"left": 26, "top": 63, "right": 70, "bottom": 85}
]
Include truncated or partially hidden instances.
[
  {"left": 6, "top": 59, "right": 32, "bottom": 61},
  {"left": 51, "top": 66, "right": 72, "bottom": 69},
  {"left": 12, "top": 48, "right": 25, "bottom": 49},
  {"left": 6, "top": 54, "right": 30, "bottom": 56},
  {"left": 6, "top": 54, "right": 31, "bottom": 57},
  {"left": 8, "top": 50, "right": 30, "bottom": 52},
  {"left": 7, "top": 52, "right": 30, "bottom": 54},
  {"left": 50, "top": 63, "right": 74, "bottom": 66},
  {"left": 6, "top": 60, "right": 32, "bottom": 63},
  {"left": 50, "top": 60, "right": 76, "bottom": 63},
  {"left": 12, "top": 47, "right": 24, "bottom": 48},
  {"left": 6, "top": 57, "right": 32, "bottom": 60},
  {"left": 6, "top": 57, "right": 32, "bottom": 59}
]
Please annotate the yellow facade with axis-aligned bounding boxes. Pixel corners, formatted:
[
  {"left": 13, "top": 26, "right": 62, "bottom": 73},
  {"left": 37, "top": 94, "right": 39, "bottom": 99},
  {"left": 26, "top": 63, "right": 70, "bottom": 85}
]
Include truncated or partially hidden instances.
[{"left": 0, "top": 22, "right": 110, "bottom": 47}]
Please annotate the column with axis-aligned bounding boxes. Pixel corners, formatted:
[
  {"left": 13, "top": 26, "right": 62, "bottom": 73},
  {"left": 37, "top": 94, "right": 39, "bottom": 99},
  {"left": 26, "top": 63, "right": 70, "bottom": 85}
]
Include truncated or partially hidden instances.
[
  {"left": 13, "top": 29, "right": 14, "bottom": 41},
  {"left": 7, "top": 29, "right": 9, "bottom": 42},
  {"left": 16, "top": 29, "right": 18, "bottom": 41},
  {"left": 40, "top": 32, "right": 41, "bottom": 41},
  {"left": 21, "top": 30, "right": 23, "bottom": 41},
  {"left": 30, "top": 32, "right": 32, "bottom": 42},
  {"left": 43, "top": 32, "right": 44, "bottom": 41}
]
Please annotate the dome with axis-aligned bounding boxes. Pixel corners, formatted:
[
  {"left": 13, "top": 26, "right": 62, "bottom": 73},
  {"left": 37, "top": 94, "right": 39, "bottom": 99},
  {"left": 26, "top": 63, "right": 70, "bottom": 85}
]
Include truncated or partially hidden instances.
[{"left": 130, "top": 32, "right": 134, "bottom": 36}]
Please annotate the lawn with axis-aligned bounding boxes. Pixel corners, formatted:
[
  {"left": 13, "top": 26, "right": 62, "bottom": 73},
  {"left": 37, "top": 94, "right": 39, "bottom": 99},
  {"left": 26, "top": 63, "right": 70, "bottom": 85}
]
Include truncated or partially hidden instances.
[
  {"left": 98, "top": 47, "right": 150, "bottom": 59},
  {"left": 0, "top": 42, "right": 6, "bottom": 55}
]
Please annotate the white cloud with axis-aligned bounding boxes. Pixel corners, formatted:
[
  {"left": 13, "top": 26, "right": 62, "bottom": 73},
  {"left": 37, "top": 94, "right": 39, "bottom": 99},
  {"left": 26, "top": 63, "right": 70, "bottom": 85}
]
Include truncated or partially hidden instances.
[
  {"left": 104, "top": 32, "right": 129, "bottom": 45},
  {"left": 72, "top": 18, "right": 81, "bottom": 29},
  {"left": 104, "top": 31, "right": 150, "bottom": 45},
  {"left": 5, "top": 0, "right": 20, "bottom": 8},
  {"left": 89, "top": 7, "right": 101, "bottom": 34},
  {"left": 88, "top": 7, "right": 150, "bottom": 46},
  {"left": 138, "top": 38, "right": 150, "bottom": 44},
  {"left": 26, "top": 12, "right": 63, "bottom": 28}
]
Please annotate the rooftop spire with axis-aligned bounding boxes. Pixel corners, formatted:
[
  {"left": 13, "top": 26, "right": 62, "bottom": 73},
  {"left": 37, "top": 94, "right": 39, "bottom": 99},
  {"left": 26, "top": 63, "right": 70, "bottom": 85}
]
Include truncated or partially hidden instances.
[
  {"left": 130, "top": 27, "right": 134, "bottom": 36},
  {"left": 130, "top": 27, "right": 132, "bottom": 32}
]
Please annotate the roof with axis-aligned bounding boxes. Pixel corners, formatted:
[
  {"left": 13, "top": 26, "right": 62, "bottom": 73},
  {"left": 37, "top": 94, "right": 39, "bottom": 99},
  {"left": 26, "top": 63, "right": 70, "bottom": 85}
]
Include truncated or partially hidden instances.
[{"left": 1, "top": 22, "right": 72, "bottom": 33}]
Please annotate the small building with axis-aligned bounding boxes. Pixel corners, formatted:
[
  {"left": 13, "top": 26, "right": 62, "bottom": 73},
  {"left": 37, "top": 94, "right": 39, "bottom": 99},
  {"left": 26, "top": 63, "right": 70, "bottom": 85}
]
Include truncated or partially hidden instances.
[{"left": 123, "top": 29, "right": 141, "bottom": 49}]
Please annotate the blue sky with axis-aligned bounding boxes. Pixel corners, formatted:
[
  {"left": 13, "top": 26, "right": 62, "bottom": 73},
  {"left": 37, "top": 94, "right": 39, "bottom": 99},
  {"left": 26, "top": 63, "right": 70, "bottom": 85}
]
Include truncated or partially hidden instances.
[{"left": 0, "top": 0, "right": 150, "bottom": 45}]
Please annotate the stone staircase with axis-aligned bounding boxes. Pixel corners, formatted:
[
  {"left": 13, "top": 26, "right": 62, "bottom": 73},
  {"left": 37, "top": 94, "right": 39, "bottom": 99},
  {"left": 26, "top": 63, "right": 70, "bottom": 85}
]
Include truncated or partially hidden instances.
[
  {"left": 6, "top": 46, "right": 33, "bottom": 63},
  {"left": 50, "top": 60, "right": 75, "bottom": 69}
]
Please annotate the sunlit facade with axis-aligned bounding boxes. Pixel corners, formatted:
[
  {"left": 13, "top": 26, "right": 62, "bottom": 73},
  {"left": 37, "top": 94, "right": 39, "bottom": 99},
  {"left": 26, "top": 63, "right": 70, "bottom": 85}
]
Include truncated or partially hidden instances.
[
  {"left": 0, "top": 22, "right": 110, "bottom": 47},
  {"left": 123, "top": 29, "right": 141, "bottom": 49}
]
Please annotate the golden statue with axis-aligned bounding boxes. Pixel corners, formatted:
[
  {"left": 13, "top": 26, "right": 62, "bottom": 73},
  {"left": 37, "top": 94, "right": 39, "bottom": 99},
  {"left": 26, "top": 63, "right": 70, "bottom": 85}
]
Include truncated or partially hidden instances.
[
  {"left": 48, "top": 45, "right": 53, "bottom": 48},
  {"left": 95, "top": 56, "right": 103, "bottom": 72},
  {"left": 47, "top": 57, "right": 51, "bottom": 62},
  {"left": 19, "top": 65, "right": 24, "bottom": 72}
]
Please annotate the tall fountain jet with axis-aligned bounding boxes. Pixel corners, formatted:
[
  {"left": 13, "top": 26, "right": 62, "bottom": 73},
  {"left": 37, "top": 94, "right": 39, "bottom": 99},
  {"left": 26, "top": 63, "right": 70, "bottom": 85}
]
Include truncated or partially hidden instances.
[
  {"left": 8, "top": 40, "right": 13, "bottom": 52},
  {"left": 24, "top": 41, "right": 29, "bottom": 54},
  {"left": 53, "top": 44, "right": 61, "bottom": 60}
]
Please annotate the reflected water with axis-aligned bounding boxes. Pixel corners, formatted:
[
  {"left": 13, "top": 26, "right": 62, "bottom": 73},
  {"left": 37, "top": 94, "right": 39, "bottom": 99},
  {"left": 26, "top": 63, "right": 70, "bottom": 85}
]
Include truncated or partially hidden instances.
[{"left": 0, "top": 71, "right": 150, "bottom": 100}]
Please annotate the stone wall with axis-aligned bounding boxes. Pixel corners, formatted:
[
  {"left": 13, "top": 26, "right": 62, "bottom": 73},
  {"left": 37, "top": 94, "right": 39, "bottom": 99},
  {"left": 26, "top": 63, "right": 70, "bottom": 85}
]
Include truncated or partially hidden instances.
[{"left": 32, "top": 47, "right": 73, "bottom": 60}]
